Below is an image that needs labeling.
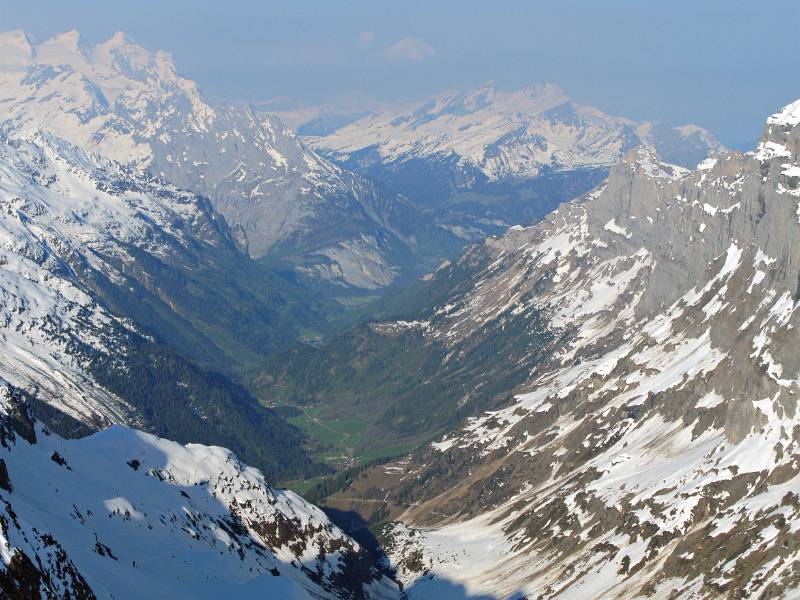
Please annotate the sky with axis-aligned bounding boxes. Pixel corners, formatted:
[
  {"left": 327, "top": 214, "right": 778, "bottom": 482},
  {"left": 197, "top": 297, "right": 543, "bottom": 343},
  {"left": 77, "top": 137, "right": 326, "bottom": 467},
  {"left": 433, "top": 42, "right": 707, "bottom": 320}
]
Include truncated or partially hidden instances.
[{"left": 2, "top": 0, "right": 799, "bottom": 147}]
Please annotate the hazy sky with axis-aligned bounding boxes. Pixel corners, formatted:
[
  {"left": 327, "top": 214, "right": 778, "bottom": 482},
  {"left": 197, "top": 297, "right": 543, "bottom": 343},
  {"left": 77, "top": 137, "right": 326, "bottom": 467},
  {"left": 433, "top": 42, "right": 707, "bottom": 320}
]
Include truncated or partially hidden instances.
[{"left": 3, "top": 0, "right": 799, "bottom": 146}]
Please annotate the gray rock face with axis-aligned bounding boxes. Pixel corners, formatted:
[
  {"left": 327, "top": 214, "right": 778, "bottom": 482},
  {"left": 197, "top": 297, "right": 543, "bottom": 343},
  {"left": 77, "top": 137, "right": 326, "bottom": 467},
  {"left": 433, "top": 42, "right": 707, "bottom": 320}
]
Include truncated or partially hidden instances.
[{"left": 332, "top": 99, "right": 800, "bottom": 597}]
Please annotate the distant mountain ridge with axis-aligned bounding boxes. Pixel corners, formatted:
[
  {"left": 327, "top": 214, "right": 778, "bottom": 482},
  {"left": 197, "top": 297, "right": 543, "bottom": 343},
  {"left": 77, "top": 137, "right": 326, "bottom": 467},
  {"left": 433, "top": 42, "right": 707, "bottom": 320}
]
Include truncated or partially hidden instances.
[
  {"left": 307, "top": 81, "right": 724, "bottom": 180},
  {"left": 297, "top": 82, "right": 722, "bottom": 250},
  {"left": 0, "top": 31, "right": 725, "bottom": 290}
]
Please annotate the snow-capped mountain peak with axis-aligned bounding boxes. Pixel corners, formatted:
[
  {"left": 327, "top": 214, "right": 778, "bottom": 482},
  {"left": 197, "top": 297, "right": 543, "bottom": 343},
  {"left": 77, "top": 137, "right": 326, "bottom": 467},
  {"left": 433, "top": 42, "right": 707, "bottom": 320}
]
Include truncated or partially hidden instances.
[
  {"left": 767, "top": 97, "right": 800, "bottom": 127},
  {"left": 752, "top": 97, "right": 800, "bottom": 162},
  {"left": 34, "top": 29, "right": 89, "bottom": 66},
  {"left": 0, "top": 30, "right": 423, "bottom": 288},
  {"left": 0, "top": 29, "right": 34, "bottom": 72}
]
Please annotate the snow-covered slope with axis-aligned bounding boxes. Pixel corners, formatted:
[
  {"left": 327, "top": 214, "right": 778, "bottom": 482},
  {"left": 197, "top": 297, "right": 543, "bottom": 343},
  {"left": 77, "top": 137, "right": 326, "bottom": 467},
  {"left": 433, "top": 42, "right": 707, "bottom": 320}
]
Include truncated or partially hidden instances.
[
  {"left": 323, "top": 98, "right": 800, "bottom": 598},
  {"left": 309, "top": 82, "right": 723, "bottom": 181},
  {"left": 0, "top": 130, "right": 335, "bottom": 481},
  {"left": 0, "top": 130, "right": 204, "bottom": 427},
  {"left": 0, "top": 380, "right": 400, "bottom": 599},
  {"left": 0, "top": 30, "right": 420, "bottom": 288}
]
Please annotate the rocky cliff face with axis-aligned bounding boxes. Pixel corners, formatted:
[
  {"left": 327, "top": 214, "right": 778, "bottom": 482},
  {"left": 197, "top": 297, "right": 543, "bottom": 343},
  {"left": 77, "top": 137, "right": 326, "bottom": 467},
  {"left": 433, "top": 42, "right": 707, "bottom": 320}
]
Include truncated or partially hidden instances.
[
  {"left": 0, "top": 381, "right": 401, "bottom": 599},
  {"left": 323, "top": 99, "right": 800, "bottom": 598}
]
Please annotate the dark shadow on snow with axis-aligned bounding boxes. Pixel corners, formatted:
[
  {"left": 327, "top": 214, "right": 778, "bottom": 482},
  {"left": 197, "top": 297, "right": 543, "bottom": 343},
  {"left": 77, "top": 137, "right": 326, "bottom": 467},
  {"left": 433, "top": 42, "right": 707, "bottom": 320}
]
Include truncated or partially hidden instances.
[{"left": 322, "top": 507, "right": 385, "bottom": 563}]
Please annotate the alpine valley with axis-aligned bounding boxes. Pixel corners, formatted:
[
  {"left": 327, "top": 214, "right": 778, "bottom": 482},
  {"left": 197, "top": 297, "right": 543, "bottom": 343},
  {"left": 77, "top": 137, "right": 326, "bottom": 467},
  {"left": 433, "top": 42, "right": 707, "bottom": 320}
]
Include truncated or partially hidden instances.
[
  {"left": 0, "top": 24, "right": 799, "bottom": 600},
  {"left": 294, "top": 98, "right": 800, "bottom": 598}
]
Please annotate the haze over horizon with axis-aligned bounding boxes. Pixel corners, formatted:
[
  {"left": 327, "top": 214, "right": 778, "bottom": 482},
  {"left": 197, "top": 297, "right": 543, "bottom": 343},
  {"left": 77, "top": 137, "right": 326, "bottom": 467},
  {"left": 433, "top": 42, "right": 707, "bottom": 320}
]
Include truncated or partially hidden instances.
[{"left": 3, "top": 0, "right": 800, "bottom": 147}]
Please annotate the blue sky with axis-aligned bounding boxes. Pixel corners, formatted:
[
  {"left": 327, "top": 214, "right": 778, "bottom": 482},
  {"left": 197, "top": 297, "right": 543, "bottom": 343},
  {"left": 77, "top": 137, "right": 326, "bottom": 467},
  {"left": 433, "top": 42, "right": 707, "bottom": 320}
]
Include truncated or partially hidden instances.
[{"left": 3, "top": 0, "right": 799, "bottom": 146}]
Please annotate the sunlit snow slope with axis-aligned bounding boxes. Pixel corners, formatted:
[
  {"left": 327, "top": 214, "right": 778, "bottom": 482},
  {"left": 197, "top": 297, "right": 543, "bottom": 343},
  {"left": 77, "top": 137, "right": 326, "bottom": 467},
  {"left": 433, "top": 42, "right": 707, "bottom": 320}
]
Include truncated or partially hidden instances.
[
  {"left": 0, "top": 381, "right": 400, "bottom": 599},
  {"left": 0, "top": 130, "right": 201, "bottom": 426}
]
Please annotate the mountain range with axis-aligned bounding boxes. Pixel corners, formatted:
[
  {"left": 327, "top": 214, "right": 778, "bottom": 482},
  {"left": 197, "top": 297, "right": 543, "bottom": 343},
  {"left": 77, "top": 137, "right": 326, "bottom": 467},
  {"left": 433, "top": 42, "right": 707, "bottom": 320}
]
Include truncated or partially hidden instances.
[
  {"left": 0, "top": 29, "right": 444, "bottom": 290},
  {"left": 308, "top": 81, "right": 722, "bottom": 180},
  {"left": 2, "top": 26, "right": 797, "bottom": 600},
  {"left": 301, "top": 81, "right": 724, "bottom": 245},
  {"left": 0, "top": 31, "right": 725, "bottom": 291}
]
